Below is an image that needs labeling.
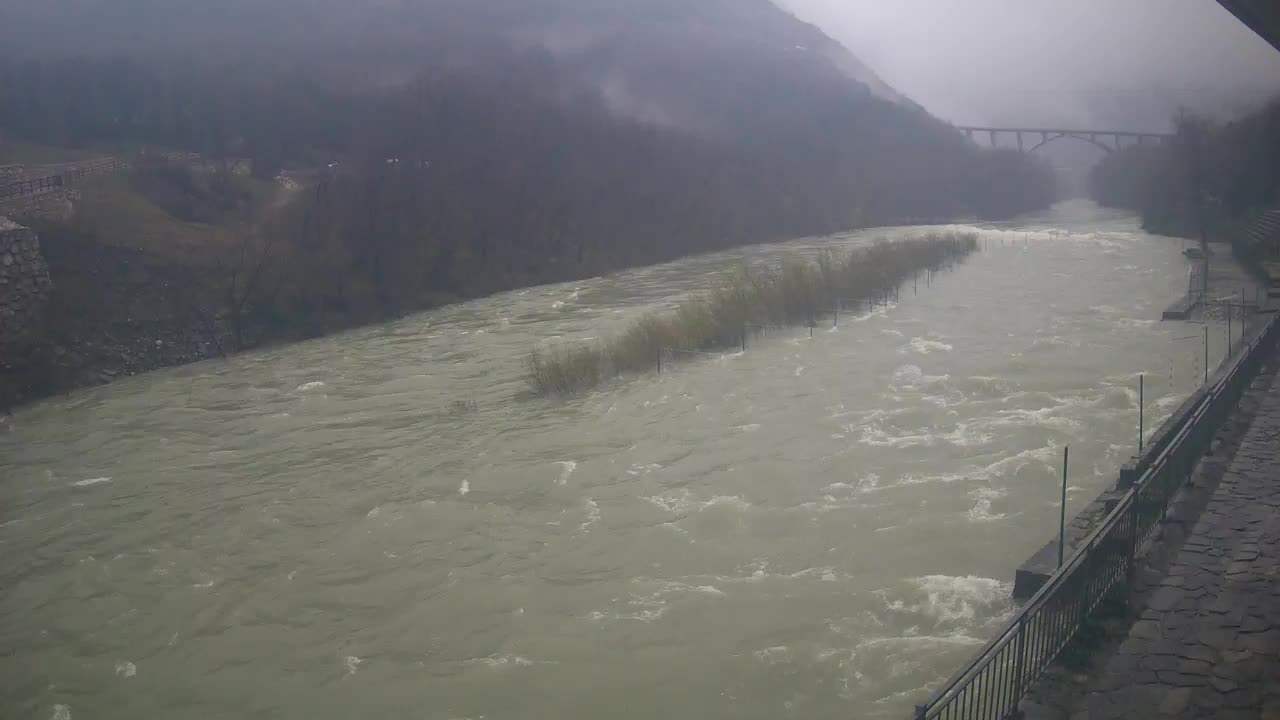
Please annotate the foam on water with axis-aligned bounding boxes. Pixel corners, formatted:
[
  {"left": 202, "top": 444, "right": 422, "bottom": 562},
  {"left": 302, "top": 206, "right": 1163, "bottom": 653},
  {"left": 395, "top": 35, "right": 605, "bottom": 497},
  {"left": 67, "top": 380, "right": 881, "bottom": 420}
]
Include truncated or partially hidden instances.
[
  {"left": 942, "top": 423, "right": 993, "bottom": 448},
  {"left": 588, "top": 607, "right": 667, "bottom": 623},
  {"left": 585, "top": 579, "right": 716, "bottom": 623},
  {"left": 901, "top": 337, "right": 954, "bottom": 355},
  {"left": 878, "top": 472, "right": 967, "bottom": 492},
  {"left": 753, "top": 646, "right": 791, "bottom": 664},
  {"left": 115, "top": 661, "right": 137, "bottom": 678},
  {"left": 859, "top": 424, "right": 934, "bottom": 449},
  {"left": 458, "top": 480, "right": 471, "bottom": 496},
  {"left": 972, "top": 442, "right": 1060, "bottom": 482},
  {"left": 343, "top": 656, "right": 362, "bottom": 675},
  {"left": 962, "top": 375, "right": 1017, "bottom": 397},
  {"left": 981, "top": 398, "right": 1092, "bottom": 435},
  {"left": 890, "top": 365, "right": 949, "bottom": 390},
  {"left": 854, "top": 633, "right": 984, "bottom": 650},
  {"left": 644, "top": 490, "right": 751, "bottom": 515},
  {"left": 555, "top": 461, "right": 577, "bottom": 485},
  {"left": 626, "top": 463, "right": 663, "bottom": 476},
  {"left": 710, "top": 562, "right": 845, "bottom": 585},
  {"left": 296, "top": 381, "right": 326, "bottom": 392},
  {"left": 71, "top": 477, "right": 112, "bottom": 487},
  {"left": 886, "top": 575, "right": 1013, "bottom": 626},
  {"left": 578, "top": 498, "right": 601, "bottom": 533},
  {"left": 466, "top": 655, "right": 538, "bottom": 669},
  {"left": 967, "top": 488, "right": 1008, "bottom": 523}
]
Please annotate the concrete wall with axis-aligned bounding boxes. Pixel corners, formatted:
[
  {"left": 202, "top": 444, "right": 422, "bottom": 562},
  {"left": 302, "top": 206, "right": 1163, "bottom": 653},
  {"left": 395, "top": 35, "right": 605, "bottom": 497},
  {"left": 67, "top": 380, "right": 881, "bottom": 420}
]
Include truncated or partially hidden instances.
[{"left": 0, "top": 217, "right": 53, "bottom": 360}]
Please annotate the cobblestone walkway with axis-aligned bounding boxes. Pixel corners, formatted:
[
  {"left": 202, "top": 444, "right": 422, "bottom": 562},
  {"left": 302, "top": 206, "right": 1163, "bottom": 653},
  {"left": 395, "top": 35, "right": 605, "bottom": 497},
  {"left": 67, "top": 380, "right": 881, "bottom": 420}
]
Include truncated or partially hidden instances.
[{"left": 1083, "top": 372, "right": 1280, "bottom": 719}]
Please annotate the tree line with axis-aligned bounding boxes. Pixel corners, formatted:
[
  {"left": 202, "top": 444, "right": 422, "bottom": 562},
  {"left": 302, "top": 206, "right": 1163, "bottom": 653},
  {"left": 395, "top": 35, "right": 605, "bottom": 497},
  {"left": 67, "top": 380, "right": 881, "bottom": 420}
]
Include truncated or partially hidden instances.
[
  {"left": 1, "top": 49, "right": 1057, "bottom": 342},
  {"left": 1090, "top": 100, "right": 1280, "bottom": 239}
]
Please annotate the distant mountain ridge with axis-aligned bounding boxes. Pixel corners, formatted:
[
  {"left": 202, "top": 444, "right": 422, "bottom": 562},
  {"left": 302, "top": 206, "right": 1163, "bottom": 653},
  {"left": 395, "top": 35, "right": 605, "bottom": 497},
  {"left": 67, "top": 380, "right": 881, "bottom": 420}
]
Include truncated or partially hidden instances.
[{"left": 2, "top": 0, "right": 909, "bottom": 138}]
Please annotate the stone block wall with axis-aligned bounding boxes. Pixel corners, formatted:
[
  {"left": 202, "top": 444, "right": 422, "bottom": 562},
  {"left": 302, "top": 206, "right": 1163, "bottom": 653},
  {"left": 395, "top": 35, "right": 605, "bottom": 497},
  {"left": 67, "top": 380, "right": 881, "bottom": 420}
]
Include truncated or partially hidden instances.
[
  {"left": 0, "top": 217, "right": 53, "bottom": 359},
  {"left": 0, "top": 188, "right": 79, "bottom": 222}
]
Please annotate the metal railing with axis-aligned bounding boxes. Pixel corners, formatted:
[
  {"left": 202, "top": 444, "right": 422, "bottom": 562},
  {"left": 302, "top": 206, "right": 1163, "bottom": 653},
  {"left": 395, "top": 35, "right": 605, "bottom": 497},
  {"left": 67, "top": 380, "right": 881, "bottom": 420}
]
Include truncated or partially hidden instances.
[
  {"left": 0, "top": 158, "right": 129, "bottom": 202},
  {"left": 913, "top": 312, "right": 1280, "bottom": 720}
]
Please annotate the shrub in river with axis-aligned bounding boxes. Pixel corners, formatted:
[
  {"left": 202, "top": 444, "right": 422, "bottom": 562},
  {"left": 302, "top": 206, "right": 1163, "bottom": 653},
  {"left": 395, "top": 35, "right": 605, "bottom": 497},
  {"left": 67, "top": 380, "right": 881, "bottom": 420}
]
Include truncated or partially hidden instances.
[
  {"left": 526, "top": 343, "right": 605, "bottom": 396},
  {"left": 526, "top": 231, "right": 979, "bottom": 396}
]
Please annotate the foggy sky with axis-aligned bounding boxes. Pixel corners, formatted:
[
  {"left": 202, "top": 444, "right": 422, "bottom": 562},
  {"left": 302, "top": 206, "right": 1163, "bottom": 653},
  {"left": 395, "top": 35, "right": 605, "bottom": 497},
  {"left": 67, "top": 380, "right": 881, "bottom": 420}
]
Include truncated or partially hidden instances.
[{"left": 780, "top": 0, "right": 1280, "bottom": 130}]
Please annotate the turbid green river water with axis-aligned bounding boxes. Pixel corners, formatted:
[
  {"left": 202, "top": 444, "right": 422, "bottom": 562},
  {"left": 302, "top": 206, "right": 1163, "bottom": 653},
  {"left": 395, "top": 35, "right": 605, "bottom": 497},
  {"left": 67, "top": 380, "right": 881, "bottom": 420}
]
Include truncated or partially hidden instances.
[{"left": 1, "top": 200, "right": 1238, "bottom": 719}]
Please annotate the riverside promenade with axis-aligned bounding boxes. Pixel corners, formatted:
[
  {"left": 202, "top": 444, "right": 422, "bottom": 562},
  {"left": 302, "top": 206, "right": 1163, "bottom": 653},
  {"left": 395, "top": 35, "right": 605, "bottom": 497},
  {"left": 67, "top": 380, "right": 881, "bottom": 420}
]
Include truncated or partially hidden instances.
[{"left": 1065, "top": 368, "right": 1280, "bottom": 719}]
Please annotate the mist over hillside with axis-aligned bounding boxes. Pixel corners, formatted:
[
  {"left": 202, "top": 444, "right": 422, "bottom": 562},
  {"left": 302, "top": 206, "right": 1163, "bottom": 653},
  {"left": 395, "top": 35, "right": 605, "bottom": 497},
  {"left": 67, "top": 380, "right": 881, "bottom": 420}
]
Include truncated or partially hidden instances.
[{"left": 0, "top": 0, "right": 1055, "bottom": 359}]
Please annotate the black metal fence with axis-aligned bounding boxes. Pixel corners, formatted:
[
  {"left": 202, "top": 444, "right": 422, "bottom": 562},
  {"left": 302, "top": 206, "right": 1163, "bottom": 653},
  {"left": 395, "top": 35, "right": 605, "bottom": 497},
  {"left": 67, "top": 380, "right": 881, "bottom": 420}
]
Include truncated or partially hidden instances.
[
  {"left": 913, "top": 312, "right": 1280, "bottom": 720},
  {"left": 0, "top": 158, "right": 128, "bottom": 202}
]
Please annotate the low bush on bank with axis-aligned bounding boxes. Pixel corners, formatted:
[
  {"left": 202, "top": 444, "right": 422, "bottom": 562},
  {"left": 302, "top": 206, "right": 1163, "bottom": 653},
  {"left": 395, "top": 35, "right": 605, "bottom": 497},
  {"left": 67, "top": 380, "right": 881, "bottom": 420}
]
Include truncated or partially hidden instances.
[{"left": 525, "top": 231, "right": 979, "bottom": 396}]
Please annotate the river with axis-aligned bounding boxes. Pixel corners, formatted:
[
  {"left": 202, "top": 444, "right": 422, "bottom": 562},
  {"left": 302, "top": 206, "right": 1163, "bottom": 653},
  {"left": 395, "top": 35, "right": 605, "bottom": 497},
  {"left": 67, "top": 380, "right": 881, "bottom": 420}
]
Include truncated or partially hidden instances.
[{"left": 0, "top": 200, "right": 1236, "bottom": 719}]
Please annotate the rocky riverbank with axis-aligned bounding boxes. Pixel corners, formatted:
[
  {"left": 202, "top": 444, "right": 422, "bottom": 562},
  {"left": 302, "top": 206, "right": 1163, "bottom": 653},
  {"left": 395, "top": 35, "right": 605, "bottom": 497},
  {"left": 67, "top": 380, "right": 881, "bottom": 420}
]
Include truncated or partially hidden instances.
[{"left": 0, "top": 221, "right": 229, "bottom": 409}]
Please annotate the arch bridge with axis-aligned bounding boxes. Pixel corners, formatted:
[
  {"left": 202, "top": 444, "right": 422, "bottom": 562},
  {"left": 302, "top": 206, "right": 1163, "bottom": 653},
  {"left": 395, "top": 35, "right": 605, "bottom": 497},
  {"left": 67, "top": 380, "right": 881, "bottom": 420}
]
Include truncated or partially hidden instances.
[{"left": 956, "top": 126, "right": 1174, "bottom": 153}]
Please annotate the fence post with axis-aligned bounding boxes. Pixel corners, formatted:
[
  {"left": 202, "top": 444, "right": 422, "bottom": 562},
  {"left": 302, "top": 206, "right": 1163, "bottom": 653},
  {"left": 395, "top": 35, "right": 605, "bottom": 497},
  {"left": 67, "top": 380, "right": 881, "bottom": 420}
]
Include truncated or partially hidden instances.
[
  {"left": 1138, "top": 374, "right": 1144, "bottom": 454},
  {"left": 914, "top": 704, "right": 927, "bottom": 720},
  {"left": 1059, "top": 446, "right": 1069, "bottom": 569},
  {"left": 1204, "top": 326, "right": 1209, "bottom": 384},
  {"left": 1012, "top": 616, "right": 1028, "bottom": 706}
]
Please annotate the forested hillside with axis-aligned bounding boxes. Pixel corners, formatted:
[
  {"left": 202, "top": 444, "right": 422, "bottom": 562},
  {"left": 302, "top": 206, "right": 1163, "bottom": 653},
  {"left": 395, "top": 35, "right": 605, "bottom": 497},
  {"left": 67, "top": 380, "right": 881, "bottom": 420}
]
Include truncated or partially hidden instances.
[
  {"left": 0, "top": 0, "right": 1057, "bottom": 405},
  {"left": 1090, "top": 100, "right": 1280, "bottom": 238}
]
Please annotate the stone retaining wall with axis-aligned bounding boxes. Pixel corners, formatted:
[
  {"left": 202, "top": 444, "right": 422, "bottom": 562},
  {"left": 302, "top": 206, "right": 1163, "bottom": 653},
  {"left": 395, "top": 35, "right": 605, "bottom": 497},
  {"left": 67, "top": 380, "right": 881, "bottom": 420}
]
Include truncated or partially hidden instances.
[
  {"left": 0, "top": 188, "right": 79, "bottom": 222},
  {"left": 0, "top": 217, "right": 53, "bottom": 361}
]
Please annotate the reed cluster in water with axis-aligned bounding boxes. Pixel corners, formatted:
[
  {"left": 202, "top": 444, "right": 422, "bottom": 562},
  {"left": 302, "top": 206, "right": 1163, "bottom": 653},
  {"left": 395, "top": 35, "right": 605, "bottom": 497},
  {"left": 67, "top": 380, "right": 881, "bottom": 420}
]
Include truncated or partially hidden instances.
[{"left": 526, "top": 231, "right": 979, "bottom": 396}]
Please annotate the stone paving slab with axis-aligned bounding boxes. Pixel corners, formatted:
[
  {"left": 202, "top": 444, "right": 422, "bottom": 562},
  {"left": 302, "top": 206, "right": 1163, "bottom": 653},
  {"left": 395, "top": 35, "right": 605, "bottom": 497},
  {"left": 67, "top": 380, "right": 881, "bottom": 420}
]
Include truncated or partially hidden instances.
[{"left": 1080, "top": 370, "right": 1280, "bottom": 719}]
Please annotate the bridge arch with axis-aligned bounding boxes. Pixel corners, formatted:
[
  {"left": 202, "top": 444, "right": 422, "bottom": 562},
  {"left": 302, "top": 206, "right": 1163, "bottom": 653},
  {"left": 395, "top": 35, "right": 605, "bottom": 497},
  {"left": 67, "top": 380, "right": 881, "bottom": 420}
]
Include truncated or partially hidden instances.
[{"left": 1026, "top": 132, "right": 1115, "bottom": 154}]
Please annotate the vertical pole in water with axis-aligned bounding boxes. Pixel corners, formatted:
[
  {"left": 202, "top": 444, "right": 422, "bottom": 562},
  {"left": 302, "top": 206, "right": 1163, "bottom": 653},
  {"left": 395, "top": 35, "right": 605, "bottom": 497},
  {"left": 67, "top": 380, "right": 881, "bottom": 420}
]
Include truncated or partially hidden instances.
[
  {"left": 1228, "top": 301, "right": 1233, "bottom": 349},
  {"left": 1059, "top": 446, "right": 1069, "bottom": 569},
  {"left": 833, "top": 301, "right": 839, "bottom": 328},
  {"left": 741, "top": 326, "right": 747, "bottom": 354},
  {"left": 1139, "top": 374, "right": 1144, "bottom": 454},
  {"left": 1204, "top": 326, "right": 1209, "bottom": 384},
  {"left": 658, "top": 349, "right": 662, "bottom": 376}
]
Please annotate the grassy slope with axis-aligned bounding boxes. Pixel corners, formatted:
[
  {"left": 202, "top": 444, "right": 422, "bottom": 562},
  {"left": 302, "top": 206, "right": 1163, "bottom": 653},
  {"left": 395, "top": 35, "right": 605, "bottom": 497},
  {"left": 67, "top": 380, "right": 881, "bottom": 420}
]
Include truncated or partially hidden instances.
[{"left": 68, "top": 176, "right": 231, "bottom": 264}]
